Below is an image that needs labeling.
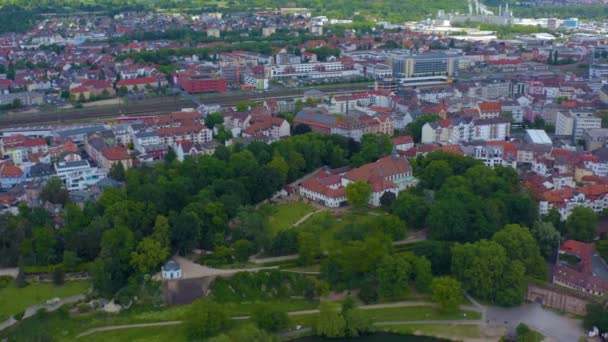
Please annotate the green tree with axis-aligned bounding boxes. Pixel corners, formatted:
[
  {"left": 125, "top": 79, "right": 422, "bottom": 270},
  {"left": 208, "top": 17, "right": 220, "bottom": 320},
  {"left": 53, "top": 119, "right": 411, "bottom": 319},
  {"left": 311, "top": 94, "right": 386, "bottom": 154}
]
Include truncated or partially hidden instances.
[
  {"left": 583, "top": 303, "right": 608, "bottom": 332},
  {"left": 92, "top": 226, "right": 135, "bottom": 296},
  {"left": 516, "top": 323, "right": 543, "bottom": 342},
  {"left": 316, "top": 302, "right": 346, "bottom": 338},
  {"left": 52, "top": 267, "right": 65, "bottom": 286},
  {"left": 376, "top": 255, "right": 412, "bottom": 300},
  {"left": 62, "top": 250, "right": 81, "bottom": 269},
  {"left": 298, "top": 231, "right": 320, "bottom": 265},
  {"left": 185, "top": 300, "right": 230, "bottom": 339},
  {"left": 392, "top": 192, "right": 428, "bottom": 230},
  {"left": 130, "top": 237, "right": 169, "bottom": 275},
  {"left": 531, "top": 220, "right": 561, "bottom": 258},
  {"left": 420, "top": 160, "right": 453, "bottom": 190},
  {"left": 233, "top": 239, "right": 253, "bottom": 263},
  {"left": 252, "top": 305, "right": 289, "bottom": 332},
  {"left": 345, "top": 180, "right": 371, "bottom": 209},
  {"left": 205, "top": 112, "right": 224, "bottom": 129},
  {"left": 452, "top": 240, "right": 526, "bottom": 306},
  {"left": 596, "top": 240, "right": 608, "bottom": 261},
  {"left": 40, "top": 177, "right": 69, "bottom": 205},
  {"left": 565, "top": 207, "right": 597, "bottom": 242},
  {"left": 268, "top": 154, "right": 289, "bottom": 185},
  {"left": 431, "top": 276, "right": 462, "bottom": 311},
  {"left": 351, "top": 134, "right": 392, "bottom": 166},
  {"left": 108, "top": 162, "right": 126, "bottom": 181},
  {"left": 492, "top": 224, "right": 547, "bottom": 279}
]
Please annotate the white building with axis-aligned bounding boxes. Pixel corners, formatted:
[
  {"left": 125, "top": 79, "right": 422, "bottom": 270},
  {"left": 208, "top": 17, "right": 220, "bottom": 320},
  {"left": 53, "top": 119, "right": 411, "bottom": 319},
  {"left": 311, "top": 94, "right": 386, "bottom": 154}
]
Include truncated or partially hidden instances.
[
  {"left": 161, "top": 259, "right": 182, "bottom": 280},
  {"left": 556, "top": 110, "right": 601, "bottom": 142},
  {"left": 54, "top": 160, "right": 105, "bottom": 191}
]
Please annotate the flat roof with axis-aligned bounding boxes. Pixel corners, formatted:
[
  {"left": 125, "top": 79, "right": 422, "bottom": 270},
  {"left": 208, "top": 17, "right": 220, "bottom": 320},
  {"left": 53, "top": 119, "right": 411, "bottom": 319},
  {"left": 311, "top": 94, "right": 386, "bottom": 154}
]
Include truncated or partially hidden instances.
[{"left": 526, "top": 129, "right": 552, "bottom": 145}]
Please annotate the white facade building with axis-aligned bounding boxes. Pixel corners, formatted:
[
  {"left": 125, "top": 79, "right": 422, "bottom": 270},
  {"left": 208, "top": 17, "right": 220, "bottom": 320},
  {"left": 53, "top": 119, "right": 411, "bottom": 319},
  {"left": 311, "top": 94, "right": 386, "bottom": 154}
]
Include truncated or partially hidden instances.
[{"left": 54, "top": 160, "right": 106, "bottom": 191}]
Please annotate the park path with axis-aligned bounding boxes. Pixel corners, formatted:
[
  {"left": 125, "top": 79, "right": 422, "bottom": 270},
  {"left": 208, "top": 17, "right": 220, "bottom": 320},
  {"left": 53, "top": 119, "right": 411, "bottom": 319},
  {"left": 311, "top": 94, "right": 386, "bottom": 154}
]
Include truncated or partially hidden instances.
[
  {"left": 75, "top": 300, "right": 482, "bottom": 338},
  {"left": 0, "top": 268, "right": 18, "bottom": 278},
  {"left": 76, "top": 321, "right": 183, "bottom": 338},
  {"left": 292, "top": 209, "right": 323, "bottom": 227},
  {"left": 0, "top": 294, "right": 86, "bottom": 332}
]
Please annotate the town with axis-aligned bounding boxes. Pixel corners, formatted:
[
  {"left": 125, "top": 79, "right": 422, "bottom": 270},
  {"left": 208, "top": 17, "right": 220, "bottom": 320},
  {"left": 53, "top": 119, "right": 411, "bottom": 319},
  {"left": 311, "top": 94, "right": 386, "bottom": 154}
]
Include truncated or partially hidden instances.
[{"left": 1, "top": 2, "right": 608, "bottom": 342}]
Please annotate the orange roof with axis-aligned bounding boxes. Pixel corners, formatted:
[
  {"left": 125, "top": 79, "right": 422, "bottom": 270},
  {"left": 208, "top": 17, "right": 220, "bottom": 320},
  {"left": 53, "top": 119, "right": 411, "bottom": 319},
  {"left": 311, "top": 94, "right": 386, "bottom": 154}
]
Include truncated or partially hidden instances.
[
  {"left": 0, "top": 164, "right": 23, "bottom": 178},
  {"left": 478, "top": 102, "right": 502, "bottom": 112},
  {"left": 101, "top": 146, "right": 130, "bottom": 161},
  {"left": 344, "top": 155, "right": 411, "bottom": 183}
]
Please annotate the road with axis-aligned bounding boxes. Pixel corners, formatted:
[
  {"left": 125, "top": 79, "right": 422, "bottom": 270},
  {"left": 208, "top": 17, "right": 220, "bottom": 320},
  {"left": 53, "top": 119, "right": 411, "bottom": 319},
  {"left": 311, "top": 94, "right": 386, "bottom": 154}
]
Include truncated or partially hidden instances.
[{"left": 485, "top": 303, "right": 584, "bottom": 342}]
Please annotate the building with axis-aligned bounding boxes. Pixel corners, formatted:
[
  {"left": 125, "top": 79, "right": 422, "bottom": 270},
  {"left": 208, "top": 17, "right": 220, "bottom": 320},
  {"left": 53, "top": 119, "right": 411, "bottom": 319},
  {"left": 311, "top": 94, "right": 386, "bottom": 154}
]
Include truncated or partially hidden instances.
[
  {"left": 299, "top": 154, "right": 417, "bottom": 207},
  {"left": 477, "top": 102, "right": 501, "bottom": 119},
  {"left": 525, "top": 129, "right": 553, "bottom": 146},
  {"left": 241, "top": 116, "right": 290, "bottom": 141},
  {"left": 0, "top": 163, "right": 24, "bottom": 188},
  {"left": 556, "top": 110, "right": 601, "bottom": 142},
  {"left": 553, "top": 240, "right": 608, "bottom": 297},
  {"left": 389, "top": 52, "right": 459, "bottom": 82},
  {"left": 54, "top": 160, "right": 105, "bottom": 191},
  {"left": 421, "top": 117, "right": 510, "bottom": 145},
  {"left": 584, "top": 128, "right": 608, "bottom": 151},
  {"left": 537, "top": 184, "right": 608, "bottom": 220},
  {"left": 157, "top": 123, "right": 213, "bottom": 145},
  {"left": 176, "top": 76, "right": 228, "bottom": 93},
  {"left": 299, "top": 169, "right": 347, "bottom": 208},
  {"left": 161, "top": 259, "right": 182, "bottom": 280},
  {"left": 461, "top": 141, "right": 518, "bottom": 168},
  {"left": 97, "top": 146, "right": 132, "bottom": 171}
]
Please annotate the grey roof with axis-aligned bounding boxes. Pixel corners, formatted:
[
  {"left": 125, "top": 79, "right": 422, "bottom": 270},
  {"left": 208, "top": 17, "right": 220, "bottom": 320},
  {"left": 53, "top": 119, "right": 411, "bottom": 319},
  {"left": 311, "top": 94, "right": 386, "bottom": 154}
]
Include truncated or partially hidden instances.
[
  {"left": 55, "top": 160, "right": 90, "bottom": 170},
  {"left": 295, "top": 110, "right": 335, "bottom": 125},
  {"left": 135, "top": 131, "right": 158, "bottom": 138},
  {"left": 56, "top": 126, "right": 107, "bottom": 137},
  {"left": 162, "top": 260, "right": 181, "bottom": 272}
]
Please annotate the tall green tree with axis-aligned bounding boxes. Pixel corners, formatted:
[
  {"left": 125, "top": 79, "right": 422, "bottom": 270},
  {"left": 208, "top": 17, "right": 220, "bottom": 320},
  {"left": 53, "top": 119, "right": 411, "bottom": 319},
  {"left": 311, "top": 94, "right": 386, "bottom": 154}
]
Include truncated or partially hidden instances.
[
  {"left": 345, "top": 180, "right": 372, "bottom": 209},
  {"left": 431, "top": 276, "right": 462, "bottom": 311},
  {"left": 492, "top": 224, "right": 547, "bottom": 279},
  {"left": 565, "top": 207, "right": 597, "bottom": 242},
  {"left": 316, "top": 302, "right": 346, "bottom": 338},
  {"left": 185, "top": 300, "right": 230, "bottom": 339},
  {"left": 92, "top": 226, "right": 135, "bottom": 296}
]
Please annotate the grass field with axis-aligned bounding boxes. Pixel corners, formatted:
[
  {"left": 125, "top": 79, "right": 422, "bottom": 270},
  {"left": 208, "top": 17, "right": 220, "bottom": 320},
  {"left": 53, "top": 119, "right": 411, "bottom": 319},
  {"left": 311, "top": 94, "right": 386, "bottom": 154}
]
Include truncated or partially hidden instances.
[
  {"left": 84, "top": 324, "right": 190, "bottom": 342},
  {"left": 266, "top": 202, "right": 317, "bottom": 234},
  {"left": 0, "top": 281, "right": 90, "bottom": 322},
  {"left": 361, "top": 306, "right": 481, "bottom": 322}
]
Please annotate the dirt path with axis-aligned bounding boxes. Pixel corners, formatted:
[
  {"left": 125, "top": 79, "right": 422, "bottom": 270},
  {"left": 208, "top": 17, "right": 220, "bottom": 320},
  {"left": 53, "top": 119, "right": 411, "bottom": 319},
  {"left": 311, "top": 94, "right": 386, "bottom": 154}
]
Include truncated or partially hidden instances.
[{"left": 76, "top": 321, "right": 183, "bottom": 338}]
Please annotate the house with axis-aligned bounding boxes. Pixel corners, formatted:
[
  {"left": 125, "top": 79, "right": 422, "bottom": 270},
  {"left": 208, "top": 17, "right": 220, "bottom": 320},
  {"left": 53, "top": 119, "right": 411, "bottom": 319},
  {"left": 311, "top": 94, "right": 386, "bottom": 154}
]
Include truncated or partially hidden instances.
[
  {"left": 54, "top": 160, "right": 106, "bottom": 191},
  {"left": 161, "top": 259, "right": 182, "bottom": 280},
  {"left": 241, "top": 116, "right": 290, "bottom": 141},
  {"left": 99, "top": 146, "right": 132, "bottom": 171},
  {"left": 392, "top": 136, "right": 414, "bottom": 152},
  {"left": 299, "top": 154, "right": 417, "bottom": 207},
  {"left": 0, "top": 163, "right": 24, "bottom": 188},
  {"left": 536, "top": 184, "right": 608, "bottom": 220},
  {"left": 553, "top": 240, "right": 608, "bottom": 297},
  {"left": 342, "top": 154, "right": 416, "bottom": 206},
  {"left": 299, "top": 169, "right": 347, "bottom": 208}
]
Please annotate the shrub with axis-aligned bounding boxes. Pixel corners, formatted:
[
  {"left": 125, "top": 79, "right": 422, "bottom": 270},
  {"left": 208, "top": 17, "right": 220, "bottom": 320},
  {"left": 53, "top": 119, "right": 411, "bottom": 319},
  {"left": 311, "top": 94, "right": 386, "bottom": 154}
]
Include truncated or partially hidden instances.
[
  {"left": 252, "top": 305, "right": 289, "bottom": 332},
  {"left": 52, "top": 267, "right": 65, "bottom": 286},
  {"left": 13, "top": 310, "right": 25, "bottom": 321}
]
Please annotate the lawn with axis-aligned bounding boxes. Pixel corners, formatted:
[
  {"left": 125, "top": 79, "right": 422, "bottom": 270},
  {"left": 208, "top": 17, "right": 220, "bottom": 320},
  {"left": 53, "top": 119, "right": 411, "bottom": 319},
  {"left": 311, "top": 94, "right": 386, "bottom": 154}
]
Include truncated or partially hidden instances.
[
  {"left": 378, "top": 324, "right": 482, "bottom": 340},
  {"left": 84, "top": 324, "right": 190, "bottom": 342},
  {"left": 266, "top": 202, "right": 317, "bottom": 234},
  {"left": 361, "top": 306, "right": 481, "bottom": 322},
  {"left": 0, "top": 280, "right": 90, "bottom": 322}
]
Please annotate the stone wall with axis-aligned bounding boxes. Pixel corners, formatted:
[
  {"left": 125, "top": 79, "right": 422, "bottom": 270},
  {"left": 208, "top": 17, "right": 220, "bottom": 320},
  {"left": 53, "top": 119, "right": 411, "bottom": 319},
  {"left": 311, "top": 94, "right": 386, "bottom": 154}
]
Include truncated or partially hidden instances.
[{"left": 527, "top": 284, "right": 591, "bottom": 315}]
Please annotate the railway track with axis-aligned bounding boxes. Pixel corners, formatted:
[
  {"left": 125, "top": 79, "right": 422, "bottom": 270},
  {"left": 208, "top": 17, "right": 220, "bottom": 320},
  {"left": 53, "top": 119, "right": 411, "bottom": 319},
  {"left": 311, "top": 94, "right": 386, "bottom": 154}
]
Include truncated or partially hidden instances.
[{"left": 0, "top": 87, "right": 372, "bottom": 128}]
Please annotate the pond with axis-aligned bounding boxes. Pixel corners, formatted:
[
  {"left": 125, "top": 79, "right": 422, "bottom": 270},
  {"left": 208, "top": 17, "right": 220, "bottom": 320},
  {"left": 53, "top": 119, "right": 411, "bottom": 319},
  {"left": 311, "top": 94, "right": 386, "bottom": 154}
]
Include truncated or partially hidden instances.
[{"left": 293, "top": 333, "right": 446, "bottom": 342}]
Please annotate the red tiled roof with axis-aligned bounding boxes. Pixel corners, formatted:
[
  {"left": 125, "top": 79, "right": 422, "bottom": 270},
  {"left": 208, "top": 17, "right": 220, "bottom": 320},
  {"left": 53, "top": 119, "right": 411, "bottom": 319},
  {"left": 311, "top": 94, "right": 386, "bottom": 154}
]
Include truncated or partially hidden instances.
[
  {"left": 117, "top": 76, "right": 157, "bottom": 86},
  {"left": 0, "top": 164, "right": 23, "bottom": 178},
  {"left": 101, "top": 146, "right": 130, "bottom": 161},
  {"left": 344, "top": 155, "right": 411, "bottom": 183},
  {"left": 478, "top": 102, "right": 502, "bottom": 112},
  {"left": 392, "top": 136, "right": 413, "bottom": 145}
]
